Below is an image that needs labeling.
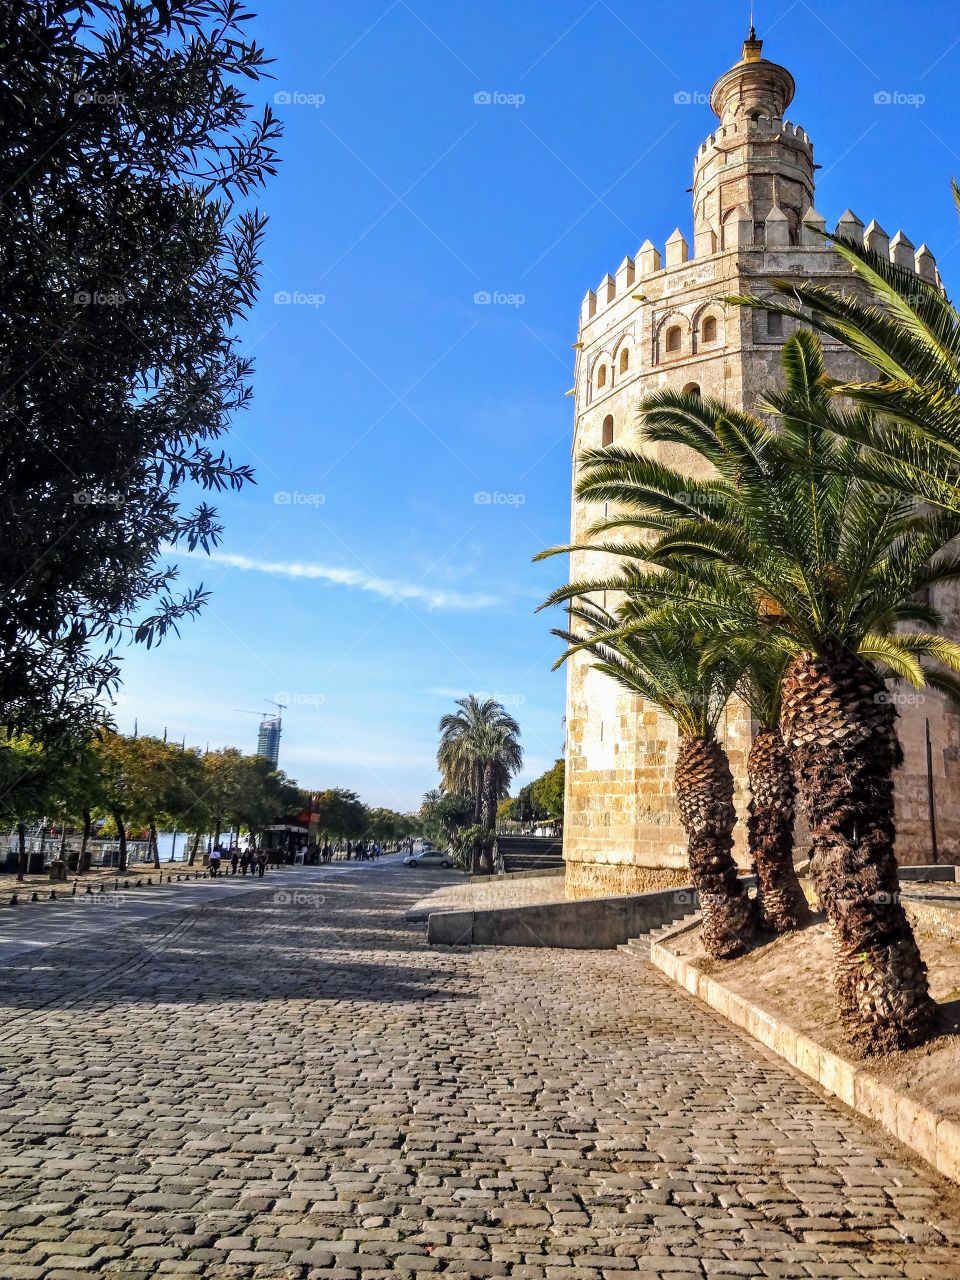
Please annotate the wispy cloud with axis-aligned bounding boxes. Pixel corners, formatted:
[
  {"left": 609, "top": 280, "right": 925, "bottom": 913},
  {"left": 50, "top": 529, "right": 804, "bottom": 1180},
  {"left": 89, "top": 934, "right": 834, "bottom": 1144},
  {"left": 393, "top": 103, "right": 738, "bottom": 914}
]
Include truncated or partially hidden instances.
[{"left": 181, "top": 549, "right": 499, "bottom": 611}]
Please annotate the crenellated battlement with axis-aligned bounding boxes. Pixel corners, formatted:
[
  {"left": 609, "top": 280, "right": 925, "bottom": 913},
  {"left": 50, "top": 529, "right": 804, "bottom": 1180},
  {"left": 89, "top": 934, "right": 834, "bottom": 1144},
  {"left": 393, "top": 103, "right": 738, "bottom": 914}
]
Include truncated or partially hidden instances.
[
  {"left": 580, "top": 210, "right": 940, "bottom": 328},
  {"left": 697, "top": 116, "right": 810, "bottom": 158}
]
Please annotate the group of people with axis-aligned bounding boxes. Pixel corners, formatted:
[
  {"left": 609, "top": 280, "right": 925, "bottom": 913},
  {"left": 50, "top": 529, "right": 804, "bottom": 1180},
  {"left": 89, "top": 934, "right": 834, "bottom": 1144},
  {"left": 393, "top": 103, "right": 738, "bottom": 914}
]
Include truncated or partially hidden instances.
[
  {"left": 206, "top": 838, "right": 394, "bottom": 876},
  {"left": 207, "top": 845, "right": 268, "bottom": 878},
  {"left": 309, "top": 839, "right": 383, "bottom": 864}
]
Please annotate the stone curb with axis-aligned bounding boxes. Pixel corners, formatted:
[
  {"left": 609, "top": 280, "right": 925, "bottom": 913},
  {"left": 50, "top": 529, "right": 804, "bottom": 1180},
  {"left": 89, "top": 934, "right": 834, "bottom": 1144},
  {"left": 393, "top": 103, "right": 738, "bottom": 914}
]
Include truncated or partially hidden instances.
[{"left": 648, "top": 920, "right": 960, "bottom": 1187}]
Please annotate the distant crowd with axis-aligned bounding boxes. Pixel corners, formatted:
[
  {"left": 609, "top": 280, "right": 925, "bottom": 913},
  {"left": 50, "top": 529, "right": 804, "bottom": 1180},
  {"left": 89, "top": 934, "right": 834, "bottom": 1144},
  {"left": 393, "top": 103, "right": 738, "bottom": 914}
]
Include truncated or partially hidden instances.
[{"left": 206, "top": 837, "right": 416, "bottom": 877}]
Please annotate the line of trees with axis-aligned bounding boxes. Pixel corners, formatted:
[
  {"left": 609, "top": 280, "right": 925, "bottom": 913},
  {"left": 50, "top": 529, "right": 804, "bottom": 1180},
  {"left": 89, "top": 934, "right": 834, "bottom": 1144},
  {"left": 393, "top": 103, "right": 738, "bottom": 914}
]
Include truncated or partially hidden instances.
[
  {"left": 0, "top": 729, "right": 302, "bottom": 877},
  {"left": 501, "top": 758, "right": 564, "bottom": 828},
  {"left": 541, "top": 188, "right": 960, "bottom": 1057},
  {"left": 0, "top": 731, "right": 420, "bottom": 879}
]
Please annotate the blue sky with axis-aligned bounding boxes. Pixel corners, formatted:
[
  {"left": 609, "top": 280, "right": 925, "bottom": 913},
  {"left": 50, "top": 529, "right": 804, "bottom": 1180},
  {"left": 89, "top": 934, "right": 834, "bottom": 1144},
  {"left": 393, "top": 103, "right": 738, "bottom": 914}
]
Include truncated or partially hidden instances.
[{"left": 114, "top": 0, "right": 960, "bottom": 812}]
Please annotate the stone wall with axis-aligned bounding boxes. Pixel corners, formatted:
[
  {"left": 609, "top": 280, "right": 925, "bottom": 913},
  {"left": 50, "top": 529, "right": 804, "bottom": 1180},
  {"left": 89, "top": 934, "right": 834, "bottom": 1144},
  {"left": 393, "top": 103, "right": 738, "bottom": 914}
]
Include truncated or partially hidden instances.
[{"left": 564, "top": 204, "right": 959, "bottom": 897}]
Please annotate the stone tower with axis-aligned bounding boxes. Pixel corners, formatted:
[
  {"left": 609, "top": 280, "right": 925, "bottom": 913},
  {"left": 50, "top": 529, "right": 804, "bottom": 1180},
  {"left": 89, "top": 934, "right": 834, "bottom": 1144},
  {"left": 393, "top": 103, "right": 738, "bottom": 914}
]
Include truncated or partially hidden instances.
[{"left": 563, "top": 31, "right": 958, "bottom": 899}]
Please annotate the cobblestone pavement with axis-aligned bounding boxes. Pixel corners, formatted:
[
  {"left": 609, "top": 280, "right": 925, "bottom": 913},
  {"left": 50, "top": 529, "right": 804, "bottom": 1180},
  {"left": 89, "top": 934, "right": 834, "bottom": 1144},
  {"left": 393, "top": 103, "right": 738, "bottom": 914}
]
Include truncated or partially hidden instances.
[
  {"left": 0, "top": 863, "right": 364, "bottom": 960},
  {"left": 2, "top": 861, "right": 960, "bottom": 1279}
]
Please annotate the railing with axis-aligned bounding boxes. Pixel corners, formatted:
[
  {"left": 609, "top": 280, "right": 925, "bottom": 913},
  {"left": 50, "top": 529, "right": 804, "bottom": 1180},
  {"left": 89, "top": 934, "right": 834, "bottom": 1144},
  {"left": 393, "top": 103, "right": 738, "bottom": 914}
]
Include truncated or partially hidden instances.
[{"left": 1, "top": 830, "right": 155, "bottom": 870}]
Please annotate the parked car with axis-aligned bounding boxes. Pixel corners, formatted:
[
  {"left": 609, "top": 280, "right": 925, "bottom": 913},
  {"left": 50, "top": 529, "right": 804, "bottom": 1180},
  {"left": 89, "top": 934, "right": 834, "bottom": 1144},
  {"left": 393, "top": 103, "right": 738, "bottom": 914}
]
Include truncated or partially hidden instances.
[{"left": 403, "top": 849, "right": 453, "bottom": 869}]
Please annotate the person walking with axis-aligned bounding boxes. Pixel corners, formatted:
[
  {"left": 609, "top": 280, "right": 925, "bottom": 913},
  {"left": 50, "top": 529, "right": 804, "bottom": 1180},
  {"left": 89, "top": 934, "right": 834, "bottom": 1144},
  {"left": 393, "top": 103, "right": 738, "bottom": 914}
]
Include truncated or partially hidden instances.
[
  {"left": 230, "top": 847, "right": 239, "bottom": 876},
  {"left": 240, "top": 849, "right": 251, "bottom": 876},
  {"left": 322, "top": 841, "right": 332, "bottom": 864},
  {"left": 256, "top": 850, "right": 267, "bottom": 878},
  {"left": 208, "top": 846, "right": 222, "bottom": 878}
]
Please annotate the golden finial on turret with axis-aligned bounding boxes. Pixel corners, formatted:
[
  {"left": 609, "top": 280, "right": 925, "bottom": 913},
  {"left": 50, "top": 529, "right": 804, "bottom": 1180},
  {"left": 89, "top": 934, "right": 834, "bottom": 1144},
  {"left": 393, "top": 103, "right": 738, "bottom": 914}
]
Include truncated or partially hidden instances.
[{"left": 742, "top": 28, "right": 763, "bottom": 63}]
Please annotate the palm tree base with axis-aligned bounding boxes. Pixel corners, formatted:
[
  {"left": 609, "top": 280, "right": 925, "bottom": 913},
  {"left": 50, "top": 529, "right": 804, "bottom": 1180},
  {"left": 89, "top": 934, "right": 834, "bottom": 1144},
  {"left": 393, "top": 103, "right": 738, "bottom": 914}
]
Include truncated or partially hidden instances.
[
  {"left": 782, "top": 647, "right": 937, "bottom": 1054},
  {"left": 694, "top": 845, "right": 759, "bottom": 958},
  {"left": 832, "top": 928, "right": 936, "bottom": 1054},
  {"left": 676, "top": 736, "right": 758, "bottom": 959}
]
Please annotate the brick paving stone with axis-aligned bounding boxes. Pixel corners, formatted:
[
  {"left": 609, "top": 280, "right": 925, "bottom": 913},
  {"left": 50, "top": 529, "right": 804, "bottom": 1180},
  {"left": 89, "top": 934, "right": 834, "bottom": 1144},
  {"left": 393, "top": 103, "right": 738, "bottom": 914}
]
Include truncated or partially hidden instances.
[{"left": 2, "top": 862, "right": 960, "bottom": 1278}]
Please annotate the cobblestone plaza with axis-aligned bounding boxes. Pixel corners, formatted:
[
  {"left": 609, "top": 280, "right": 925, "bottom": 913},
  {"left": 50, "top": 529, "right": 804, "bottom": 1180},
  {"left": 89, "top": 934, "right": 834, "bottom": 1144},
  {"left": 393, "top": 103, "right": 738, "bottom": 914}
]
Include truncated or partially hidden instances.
[{"left": 1, "top": 861, "right": 959, "bottom": 1278}]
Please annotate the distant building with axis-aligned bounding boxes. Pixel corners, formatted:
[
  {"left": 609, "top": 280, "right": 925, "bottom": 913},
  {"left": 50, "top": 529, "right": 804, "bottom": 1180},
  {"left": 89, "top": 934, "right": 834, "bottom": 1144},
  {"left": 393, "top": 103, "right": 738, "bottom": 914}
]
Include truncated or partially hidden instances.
[{"left": 256, "top": 716, "right": 281, "bottom": 767}]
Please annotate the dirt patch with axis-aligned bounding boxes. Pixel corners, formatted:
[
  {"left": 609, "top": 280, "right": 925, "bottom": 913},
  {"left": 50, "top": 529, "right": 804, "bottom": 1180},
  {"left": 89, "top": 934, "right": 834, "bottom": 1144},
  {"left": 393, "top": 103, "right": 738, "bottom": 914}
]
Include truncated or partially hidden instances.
[{"left": 671, "top": 897, "right": 960, "bottom": 1123}]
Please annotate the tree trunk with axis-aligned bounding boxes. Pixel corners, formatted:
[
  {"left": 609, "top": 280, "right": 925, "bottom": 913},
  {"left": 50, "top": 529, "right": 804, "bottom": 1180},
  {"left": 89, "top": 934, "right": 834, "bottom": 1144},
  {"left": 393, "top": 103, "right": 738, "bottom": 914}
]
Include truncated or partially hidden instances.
[
  {"left": 79, "top": 810, "right": 92, "bottom": 873},
  {"left": 780, "top": 646, "right": 935, "bottom": 1054},
  {"left": 16, "top": 822, "right": 26, "bottom": 882},
  {"left": 480, "top": 761, "right": 495, "bottom": 832},
  {"left": 747, "top": 728, "right": 810, "bottom": 933},
  {"left": 149, "top": 821, "right": 160, "bottom": 869},
  {"left": 675, "top": 735, "right": 757, "bottom": 959},
  {"left": 114, "top": 812, "right": 127, "bottom": 872},
  {"left": 188, "top": 831, "right": 201, "bottom": 865}
]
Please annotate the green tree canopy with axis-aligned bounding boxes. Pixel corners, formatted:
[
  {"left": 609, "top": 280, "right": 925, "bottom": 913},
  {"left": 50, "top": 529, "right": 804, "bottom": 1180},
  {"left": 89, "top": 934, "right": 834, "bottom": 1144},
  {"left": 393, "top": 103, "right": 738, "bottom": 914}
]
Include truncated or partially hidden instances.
[{"left": 0, "top": 0, "right": 280, "bottom": 730}]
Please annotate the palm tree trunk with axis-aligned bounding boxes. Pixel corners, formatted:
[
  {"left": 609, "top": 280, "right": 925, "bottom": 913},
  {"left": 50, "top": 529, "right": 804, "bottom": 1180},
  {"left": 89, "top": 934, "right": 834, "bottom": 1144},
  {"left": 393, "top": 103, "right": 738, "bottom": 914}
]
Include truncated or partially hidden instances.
[
  {"left": 149, "top": 821, "right": 160, "bottom": 869},
  {"left": 747, "top": 728, "right": 809, "bottom": 933},
  {"left": 188, "top": 831, "right": 201, "bottom": 865},
  {"left": 675, "top": 735, "right": 757, "bottom": 959},
  {"left": 480, "top": 761, "right": 495, "bottom": 831},
  {"left": 780, "top": 647, "right": 935, "bottom": 1054}
]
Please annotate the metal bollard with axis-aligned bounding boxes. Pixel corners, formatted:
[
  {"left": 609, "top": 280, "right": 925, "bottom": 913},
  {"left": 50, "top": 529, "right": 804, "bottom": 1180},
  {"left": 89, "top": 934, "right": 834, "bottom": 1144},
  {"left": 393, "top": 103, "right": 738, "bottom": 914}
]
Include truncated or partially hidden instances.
[
  {"left": 9, "top": 893, "right": 17, "bottom": 906},
  {"left": 31, "top": 892, "right": 38, "bottom": 902},
  {"left": 71, "top": 882, "right": 77, "bottom": 897},
  {"left": 49, "top": 891, "right": 56, "bottom": 901}
]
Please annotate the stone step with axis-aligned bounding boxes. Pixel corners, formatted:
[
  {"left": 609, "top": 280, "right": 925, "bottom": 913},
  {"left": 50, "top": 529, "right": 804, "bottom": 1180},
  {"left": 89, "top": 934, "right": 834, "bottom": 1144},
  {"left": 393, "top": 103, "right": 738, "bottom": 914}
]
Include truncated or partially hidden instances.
[
  {"left": 496, "top": 835, "right": 564, "bottom": 876},
  {"left": 618, "top": 912, "right": 700, "bottom": 956}
]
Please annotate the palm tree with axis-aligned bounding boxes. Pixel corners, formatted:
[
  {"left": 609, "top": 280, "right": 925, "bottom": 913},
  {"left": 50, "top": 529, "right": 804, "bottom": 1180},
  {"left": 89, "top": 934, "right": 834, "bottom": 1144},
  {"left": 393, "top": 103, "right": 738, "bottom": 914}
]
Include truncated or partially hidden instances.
[
  {"left": 543, "top": 332, "right": 960, "bottom": 1053},
  {"left": 437, "top": 696, "right": 523, "bottom": 871},
  {"left": 547, "top": 559, "right": 806, "bottom": 933},
  {"left": 553, "top": 598, "right": 757, "bottom": 959},
  {"left": 731, "top": 183, "right": 960, "bottom": 516}
]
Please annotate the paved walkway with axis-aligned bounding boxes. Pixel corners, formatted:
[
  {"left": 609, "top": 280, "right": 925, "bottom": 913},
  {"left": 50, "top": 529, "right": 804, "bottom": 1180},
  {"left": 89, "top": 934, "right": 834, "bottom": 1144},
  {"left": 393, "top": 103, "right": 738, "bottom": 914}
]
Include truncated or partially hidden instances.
[
  {"left": 1, "top": 861, "right": 960, "bottom": 1279},
  {"left": 0, "top": 863, "right": 363, "bottom": 961}
]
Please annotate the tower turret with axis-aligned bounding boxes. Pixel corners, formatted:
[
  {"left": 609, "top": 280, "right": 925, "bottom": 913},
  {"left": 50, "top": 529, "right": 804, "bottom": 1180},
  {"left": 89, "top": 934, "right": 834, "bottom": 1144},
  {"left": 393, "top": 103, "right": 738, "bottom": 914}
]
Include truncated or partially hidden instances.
[{"left": 693, "top": 30, "right": 815, "bottom": 251}]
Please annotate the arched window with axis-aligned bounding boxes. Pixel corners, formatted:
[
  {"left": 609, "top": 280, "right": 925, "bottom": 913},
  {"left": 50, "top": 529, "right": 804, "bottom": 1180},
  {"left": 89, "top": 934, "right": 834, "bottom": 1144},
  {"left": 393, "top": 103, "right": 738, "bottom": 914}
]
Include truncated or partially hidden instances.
[
  {"left": 702, "top": 315, "right": 718, "bottom": 343},
  {"left": 601, "top": 414, "right": 614, "bottom": 447},
  {"left": 682, "top": 382, "right": 701, "bottom": 398},
  {"left": 665, "top": 325, "right": 682, "bottom": 354},
  {"left": 619, "top": 348, "right": 630, "bottom": 374},
  {"left": 596, "top": 363, "right": 607, "bottom": 389}
]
